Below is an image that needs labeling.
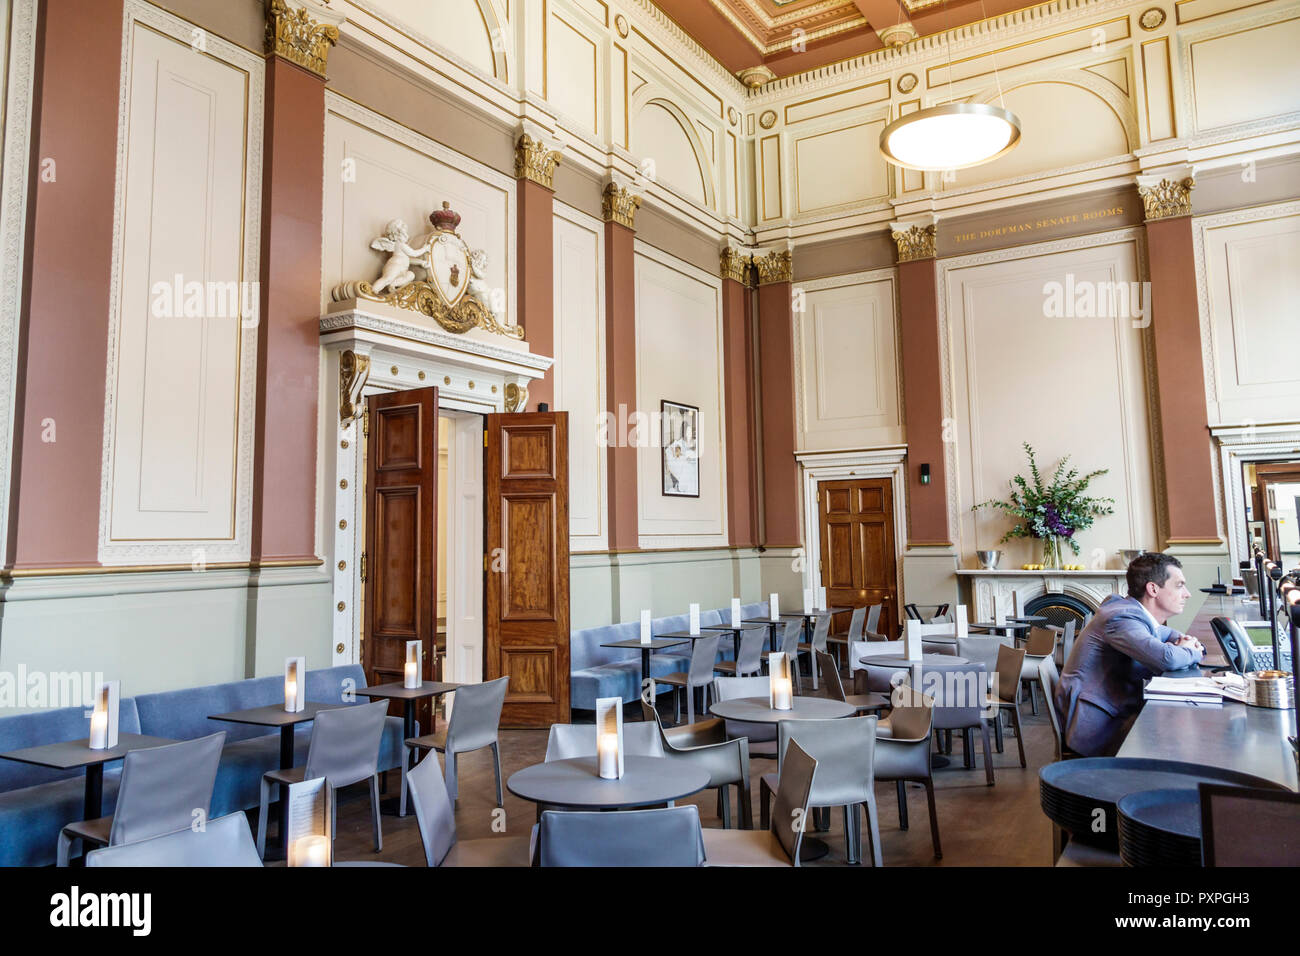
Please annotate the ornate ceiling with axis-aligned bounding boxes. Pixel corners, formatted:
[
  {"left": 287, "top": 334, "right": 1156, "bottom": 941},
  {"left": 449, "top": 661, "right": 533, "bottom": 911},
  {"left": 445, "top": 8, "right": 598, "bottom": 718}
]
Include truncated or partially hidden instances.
[{"left": 652, "top": 0, "right": 1040, "bottom": 82}]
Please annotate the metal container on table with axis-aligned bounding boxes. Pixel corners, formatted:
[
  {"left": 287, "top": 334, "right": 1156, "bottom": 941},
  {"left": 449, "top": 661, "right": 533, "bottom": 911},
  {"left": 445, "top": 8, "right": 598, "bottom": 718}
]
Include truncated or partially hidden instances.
[{"left": 1244, "top": 670, "right": 1294, "bottom": 709}]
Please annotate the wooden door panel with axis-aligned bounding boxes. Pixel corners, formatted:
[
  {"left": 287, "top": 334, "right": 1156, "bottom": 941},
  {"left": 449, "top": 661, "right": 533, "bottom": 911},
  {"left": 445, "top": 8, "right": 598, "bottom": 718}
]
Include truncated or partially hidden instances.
[
  {"left": 364, "top": 387, "right": 438, "bottom": 729},
  {"left": 824, "top": 522, "right": 855, "bottom": 589},
  {"left": 857, "top": 485, "right": 885, "bottom": 513},
  {"left": 824, "top": 487, "right": 852, "bottom": 515},
  {"left": 818, "top": 477, "right": 899, "bottom": 640},
  {"left": 487, "top": 412, "right": 569, "bottom": 727}
]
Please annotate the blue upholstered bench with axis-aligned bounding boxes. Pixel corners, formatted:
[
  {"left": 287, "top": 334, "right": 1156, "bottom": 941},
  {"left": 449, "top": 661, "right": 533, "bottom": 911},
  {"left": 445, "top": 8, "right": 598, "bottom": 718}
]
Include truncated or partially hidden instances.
[
  {"left": 569, "top": 603, "right": 769, "bottom": 713},
  {"left": 0, "top": 665, "right": 406, "bottom": 867}
]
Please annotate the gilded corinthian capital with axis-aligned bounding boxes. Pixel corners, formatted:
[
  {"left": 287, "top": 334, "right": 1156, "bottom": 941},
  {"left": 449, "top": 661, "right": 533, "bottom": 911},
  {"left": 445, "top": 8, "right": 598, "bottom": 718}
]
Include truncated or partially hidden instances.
[
  {"left": 1136, "top": 168, "right": 1195, "bottom": 221},
  {"left": 515, "top": 123, "right": 563, "bottom": 190},
  {"left": 602, "top": 178, "right": 642, "bottom": 229},
  {"left": 752, "top": 248, "right": 793, "bottom": 285},
  {"left": 265, "top": 0, "right": 343, "bottom": 78},
  {"left": 719, "top": 245, "right": 753, "bottom": 285},
  {"left": 889, "top": 219, "right": 937, "bottom": 263}
]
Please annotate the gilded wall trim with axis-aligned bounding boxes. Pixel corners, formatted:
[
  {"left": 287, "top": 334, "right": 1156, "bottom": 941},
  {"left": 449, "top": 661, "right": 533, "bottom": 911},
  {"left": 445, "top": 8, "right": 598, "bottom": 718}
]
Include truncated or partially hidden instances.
[
  {"left": 890, "top": 223, "right": 937, "bottom": 262},
  {"left": 1137, "top": 173, "right": 1195, "bottom": 220},
  {"left": 515, "top": 131, "right": 563, "bottom": 189},
  {"left": 264, "top": 0, "right": 342, "bottom": 78},
  {"left": 719, "top": 245, "right": 753, "bottom": 285},
  {"left": 602, "top": 181, "right": 642, "bottom": 228},
  {"left": 752, "top": 248, "right": 793, "bottom": 285}
]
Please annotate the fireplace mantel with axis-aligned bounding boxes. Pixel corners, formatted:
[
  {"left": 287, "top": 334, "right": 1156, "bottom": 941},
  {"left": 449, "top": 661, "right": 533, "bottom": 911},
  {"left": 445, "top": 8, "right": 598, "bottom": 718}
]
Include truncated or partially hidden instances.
[{"left": 955, "top": 568, "right": 1128, "bottom": 618}]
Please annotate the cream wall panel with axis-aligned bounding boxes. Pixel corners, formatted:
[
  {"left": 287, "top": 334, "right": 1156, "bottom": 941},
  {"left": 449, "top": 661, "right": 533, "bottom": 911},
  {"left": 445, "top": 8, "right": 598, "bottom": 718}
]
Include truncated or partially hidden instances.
[
  {"left": 1196, "top": 206, "right": 1300, "bottom": 425},
  {"left": 793, "top": 119, "right": 889, "bottom": 213},
  {"left": 365, "top": 0, "right": 500, "bottom": 78},
  {"left": 633, "top": 243, "right": 727, "bottom": 546},
  {"left": 796, "top": 273, "right": 902, "bottom": 451},
  {"left": 1186, "top": 15, "right": 1300, "bottom": 132},
  {"left": 102, "top": 10, "right": 262, "bottom": 563},
  {"left": 927, "top": 17, "right": 1131, "bottom": 87},
  {"left": 1141, "top": 39, "right": 1176, "bottom": 141},
  {"left": 321, "top": 97, "right": 515, "bottom": 328},
  {"left": 784, "top": 81, "right": 890, "bottom": 126},
  {"left": 945, "top": 236, "right": 1158, "bottom": 563},
  {"left": 632, "top": 101, "right": 707, "bottom": 206},
  {"left": 553, "top": 202, "right": 607, "bottom": 550},
  {"left": 548, "top": 11, "right": 600, "bottom": 134},
  {"left": 760, "top": 135, "right": 782, "bottom": 221}
]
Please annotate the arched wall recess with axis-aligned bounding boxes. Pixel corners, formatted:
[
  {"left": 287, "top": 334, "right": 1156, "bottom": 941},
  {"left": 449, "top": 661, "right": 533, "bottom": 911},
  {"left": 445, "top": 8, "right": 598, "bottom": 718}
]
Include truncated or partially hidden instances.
[
  {"left": 629, "top": 88, "right": 717, "bottom": 211},
  {"left": 357, "top": 0, "right": 508, "bottom": 81}
]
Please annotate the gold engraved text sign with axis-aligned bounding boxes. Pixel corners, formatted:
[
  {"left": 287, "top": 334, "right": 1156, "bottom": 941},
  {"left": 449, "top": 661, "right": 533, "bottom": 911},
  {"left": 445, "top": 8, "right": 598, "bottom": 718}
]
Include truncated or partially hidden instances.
[{"left": 952, "top": 205, "right": 1127, "bottom": 245}]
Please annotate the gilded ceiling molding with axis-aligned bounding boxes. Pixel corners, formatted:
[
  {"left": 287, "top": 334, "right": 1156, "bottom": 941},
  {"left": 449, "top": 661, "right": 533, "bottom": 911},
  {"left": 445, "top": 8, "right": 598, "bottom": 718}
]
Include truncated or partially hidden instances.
[
  {"left": 889, "top": 219, "right": 938, "bottom": 262},
  {"left": 264, "top": 0, "right": 343, "bottom": 78},
  {"left": 738, "top": 65, "right": 778, "bottom": 89},
  {"left": 1136, "top": 169, "right": 1195, "bottom": 221},
  {"left": 514, "top": 122, "right": 563, "bottom": 190},
  {"left": 602, "top": 176, "right": 642, "bottom": 229},
  {"left": 752, "top": 248, "right": 793, "bottom": 285},
  {"left": 719, "top": 245, "right": 754, "bottom": 286},
  {"left": 877, "top": 23, "right": 918, "bottom": 47}
]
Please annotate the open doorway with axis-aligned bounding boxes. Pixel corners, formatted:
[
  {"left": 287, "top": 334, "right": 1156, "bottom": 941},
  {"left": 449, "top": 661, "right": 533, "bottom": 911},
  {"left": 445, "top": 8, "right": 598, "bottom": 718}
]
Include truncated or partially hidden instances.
[
  {"left": 1244, "top": 460, "right": 1300, "bottom": 567},
  {"left": 437, "top": 410, "right": 485, "bottom": 689}
]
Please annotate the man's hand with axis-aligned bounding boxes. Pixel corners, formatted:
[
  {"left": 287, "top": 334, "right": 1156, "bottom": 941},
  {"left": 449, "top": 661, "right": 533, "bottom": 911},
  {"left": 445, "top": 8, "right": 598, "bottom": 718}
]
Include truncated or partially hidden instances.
[{"left": 1173, "top": 634, "right": 1204, "bottom": 654}]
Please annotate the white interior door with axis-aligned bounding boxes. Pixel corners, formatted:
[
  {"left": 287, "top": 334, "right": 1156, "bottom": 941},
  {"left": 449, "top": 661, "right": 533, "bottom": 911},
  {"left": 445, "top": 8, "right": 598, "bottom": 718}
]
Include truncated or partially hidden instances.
[{"left": 443, "top": 412, "right": 485, "bottom": 689}]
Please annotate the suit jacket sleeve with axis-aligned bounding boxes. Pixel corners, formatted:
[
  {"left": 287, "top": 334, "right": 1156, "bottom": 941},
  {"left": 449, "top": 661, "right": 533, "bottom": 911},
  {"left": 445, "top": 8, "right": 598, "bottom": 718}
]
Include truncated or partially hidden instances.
[{"left": 1105, "top": 611, "right": 1203, "bottom": 672}]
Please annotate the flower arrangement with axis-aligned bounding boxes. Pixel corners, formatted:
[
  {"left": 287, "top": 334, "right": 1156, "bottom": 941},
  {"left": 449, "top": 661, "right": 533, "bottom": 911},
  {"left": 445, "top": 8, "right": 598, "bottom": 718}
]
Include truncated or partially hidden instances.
[{"left": 972, "top": 443, "right": 1115, "bottom": 566}]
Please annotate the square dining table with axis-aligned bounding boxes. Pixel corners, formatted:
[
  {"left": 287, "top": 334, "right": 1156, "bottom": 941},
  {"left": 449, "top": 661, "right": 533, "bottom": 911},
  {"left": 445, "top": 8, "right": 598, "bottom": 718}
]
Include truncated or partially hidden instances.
[
  {"left": 599, "top": 638, "right": 687, "bottom": 705},
  {"left": 0, "top": 733, "right": 174, "bottom": 821}
]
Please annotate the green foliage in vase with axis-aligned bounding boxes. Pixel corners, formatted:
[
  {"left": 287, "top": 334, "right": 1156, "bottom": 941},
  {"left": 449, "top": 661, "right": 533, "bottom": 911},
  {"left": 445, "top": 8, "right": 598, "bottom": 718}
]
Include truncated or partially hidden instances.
[{"left": 971, "top": 443, "right": 1115, "bottom": 556}]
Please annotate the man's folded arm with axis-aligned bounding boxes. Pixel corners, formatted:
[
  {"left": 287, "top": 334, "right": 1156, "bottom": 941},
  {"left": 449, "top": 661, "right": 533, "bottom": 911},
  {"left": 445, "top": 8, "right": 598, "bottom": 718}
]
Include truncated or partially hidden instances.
[{"left": 1106, "top": 614, "right": 1203, "bottom": 671}]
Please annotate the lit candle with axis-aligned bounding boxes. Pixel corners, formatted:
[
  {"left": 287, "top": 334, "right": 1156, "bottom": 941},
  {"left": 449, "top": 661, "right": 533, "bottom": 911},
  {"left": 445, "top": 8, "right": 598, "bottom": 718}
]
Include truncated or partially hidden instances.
[
  {"left": 597, "top": 732, "right": 619, "bottom": 779},
  {"left": 285, "top": 678, "right": 298, "bottom": 714},
  {"left": 803, "top": 588, "right": 813, "bottom": 615},
  {"left": 731, "top": 598, "right": 742, "bottom": 628},
  {"left": 772, "top": 677, "right": 793, "bottom": 711},
  {"left": 769, "top": 593, "right": 780, "bottom": 621},
  {"left": 88, "top": 711, "right": 108, "bottom": 750},
  {"left": 294, "top": 835, "right": 328, "bottom": 868},
  {"left": 404, "top": 660, "right": 419, "bottom": 689}
]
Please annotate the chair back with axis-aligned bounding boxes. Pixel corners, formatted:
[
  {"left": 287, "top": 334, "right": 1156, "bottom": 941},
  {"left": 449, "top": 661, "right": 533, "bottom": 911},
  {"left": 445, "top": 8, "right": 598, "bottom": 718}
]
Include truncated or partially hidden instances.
[
  {"left": 109, "top": 732, "right": 226, "bottom": 846},
  {"left": 87, "top": 811, "right": 261, "bottom": 867},
  {"left": 770, "top": 740, "right": 818, "bottom": 864},
  {"left": 1024, "top": 626, "right": 1057, "bottom": 658},
  {"left": 1199, "top": 783, "right": 1300, "bottom": 866},
  {"left": 865, "top": 604, "right": 883, "bottom": 636},
  {"left": 687, "top": 634, "right": 721, "bottom": 686},
  {"left": 538, "top": 806, "right": 705, "bottom": 866},
  {"left": 809, "top": 613, "right": 831, "bottom": 653},
  {"left": 956, "top": 635, "right": 1006, "bottom": 681},
  {"left": 710, "top": 676, "right": 775, "bottom": 744},
  {"left": 544, "top": 722, "right": 664, "bottom": 761},
  {"left": 845, "top": 606, "right": 867, "bottom": 641},
  {"left": 904, "top": 604, "right": 924, "bottom": 621},
  {"left": 916, "top": 661, "right": 987, "bottom": 731},
  {"left": 1038, "top": 655, "right": 1066, "bottom": 760},
  {"left": 776, "top": 715, "right": 878, "bottom": 806},
  {"left": 778, "top": 618, "right": 802, "bottom": 656},
  {"left": 304, "top": 700, "right": 389, "bottom": 787},
  {"left": 405, "top": 749, "right": 456, "bottom": 866},
  {"left": 994, "top": 645, "right": 1027, "bottom": 703},
  {"left": 816, "top": 652, "right": 848, "bottom": 703},
  {"left": 886, "top": 688, "right": 934, "bottom": 741},
  {"left": 446, "top": 677, "right": 509, "bottom": 753},
  {"left": 735, "top": 628, "right": 765, "bottom": 675}
]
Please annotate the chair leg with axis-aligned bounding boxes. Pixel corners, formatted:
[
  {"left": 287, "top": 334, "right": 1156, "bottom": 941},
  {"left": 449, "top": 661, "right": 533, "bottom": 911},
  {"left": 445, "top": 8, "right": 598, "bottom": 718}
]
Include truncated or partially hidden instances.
[
  {"left": 896, "top": 779, "right": 909, "bottom": 830},
  {"left": 256, "top": 776, "right": 272, "bottom": 859},
  {"left": 863, "top": 794, "right": 883, "bottom": 867},
  {"left": 399, "top": 748, "right": 411, "bottom": 818},
  {"left": 686, "top": 686, "right": 695, "bottom": 727},
  {"left": 673, "top": 686, "right": 681, "bottom": 725},
  {"left": 980, "top": 721, "right": 995, "bottom": 786},
  {"left": 370, "top": 774, "right": 383, "bottom": 852},
  {"left": 994, "top": 712, "right": 1005, "bottom": 753},
  {"left": 759, "top": 777, "right": 774, "bottom": 831},
  {"left": 719, "top": 787, "right": 732, "bottom": 829},
  {"left": 738, "top": 783, "right": 753, "bottom": 831},
  {"left": 57, "top": 829, "right": 76, "bottom": 868},
  {"left": 445, "top": 750, "right": 460, "bottom": 805},
  {"left": 810, "top": 651, "right": 819, "bottom": 691},
  {"left": 963, "top": 728, "right": 975, "bottom": 769},
  {"left": 924, "top": 779, "right": 943, "bottom": 859},
  {"left": 843, "top": 804, "right": 858, "bottom": 864},
  {"left": 490, "top": 741, "right": 504, "bottom": 806},
  {"left": 1010, "top": 704, "right": 1027, "bottom": 768}
]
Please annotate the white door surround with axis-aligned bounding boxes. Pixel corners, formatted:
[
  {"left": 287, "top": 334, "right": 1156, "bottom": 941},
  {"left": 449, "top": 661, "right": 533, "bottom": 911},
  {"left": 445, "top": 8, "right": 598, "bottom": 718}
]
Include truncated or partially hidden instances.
[
  {"left": 795, "top": 447, "right": 908, "bottom": 606},
  {"left": 1210, "top": 422, "right": 1300, "bottom": 569}
]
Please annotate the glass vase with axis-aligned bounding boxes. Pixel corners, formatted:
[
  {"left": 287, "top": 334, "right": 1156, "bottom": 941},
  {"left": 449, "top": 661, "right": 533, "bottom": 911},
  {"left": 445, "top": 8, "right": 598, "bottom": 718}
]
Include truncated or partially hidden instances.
[{"left": 1041, "top": 536, "right": 1062, "bottom": 569}]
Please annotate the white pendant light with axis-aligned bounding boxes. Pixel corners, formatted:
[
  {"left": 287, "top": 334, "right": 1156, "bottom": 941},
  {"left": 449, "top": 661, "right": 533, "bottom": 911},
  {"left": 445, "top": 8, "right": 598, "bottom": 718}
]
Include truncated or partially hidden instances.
[{"left": 879, "top": 102, "right": 1021, "bottom": 171}]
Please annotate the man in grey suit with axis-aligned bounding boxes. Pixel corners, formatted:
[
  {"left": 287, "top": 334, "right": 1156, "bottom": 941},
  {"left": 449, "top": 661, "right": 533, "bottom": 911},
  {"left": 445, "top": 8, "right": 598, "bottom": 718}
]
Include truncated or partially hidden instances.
[{"left": 1055, "top": 553, "right": 1206, "bottom": 757}]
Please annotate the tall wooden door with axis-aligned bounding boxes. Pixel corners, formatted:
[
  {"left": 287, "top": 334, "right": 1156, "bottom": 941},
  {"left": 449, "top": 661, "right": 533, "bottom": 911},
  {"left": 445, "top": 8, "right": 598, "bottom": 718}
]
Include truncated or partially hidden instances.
[
  {"left": 364, "top": 387, "right": 438, "bottom": 729},
  {"left": 818, "top": 478, "right": 899, "bottom": 641},
  {"left": 485, "top": 411, "right": 569, "bottom": 727}
]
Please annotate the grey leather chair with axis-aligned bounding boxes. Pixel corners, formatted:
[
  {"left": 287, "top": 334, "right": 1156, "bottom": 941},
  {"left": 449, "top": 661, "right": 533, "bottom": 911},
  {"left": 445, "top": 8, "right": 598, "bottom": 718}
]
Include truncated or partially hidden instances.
[
  {"left": 922, "top": 660, "right": 995, "bottom": 785},
  {"left": 1049, "top": 619, "right": 1078, "bottom": 670},
  {"left": 797, "top": 613, "right": 833, "bottom": 689},
  {"left": 640, "top": 702, "right": 752, "bottom": 828},
  {"left": 826, "top": 605, "right": 865, "bottom": 674},
  {"left": 759, "top": 715, "right": 883, "bottom": 865},
  {"left": 85, "top": 811, "right": 261, "bottom": 867},
  {"left": 545, "top": 721, "right": 664, "bottom": 761},
  {"left": 1037, "top": 654, "right": 1077, "bottom": 762},
  {"left": 1020, "top": 626, "right": 1058, "bottom": 714},
  {"left": 538, "top": 806, "right": 705, "bottom": 866},
  {"left": 957, "top": 634, "right": 1011, "bottom": 753},
  {"left": 713, "top": 626, "right": 765, "bottom": 678},
  {"left": 817, "top": 651, "right": 889, "bottom": 716},
  {"left": 655, "top": 633, "right": 720, "bottom": 725},
  {"left": 988, "top": 644, "right": 1028, "bottom": 768},
  {"left": 874, "top": 687, "right": 941, "bottom": 859},
  {"left": 401, "top": 675, "right": 508, "bottom": 815},
  {"left": 761, "top": 618, "right": 805, "bottom": 693},
  {"left": 58, "top": 731, "right": 226, "bottom": 866},
  {"left": 256, "top": 700, "right": 389, "bottom": 859},
  {"left": 702, "top": 739, "right": 817, "bottom": 867},
  {"left": 405, "top": 749, "right": 532, "bottom": 866},
  {"left": 711, "top": 675, "right": 777, "bottom": 758}
]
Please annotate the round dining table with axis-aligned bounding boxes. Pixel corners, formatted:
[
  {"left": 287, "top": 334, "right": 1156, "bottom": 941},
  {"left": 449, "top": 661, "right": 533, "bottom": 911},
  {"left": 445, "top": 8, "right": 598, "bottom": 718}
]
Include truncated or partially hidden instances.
[
  {"left": 506, "top": 755, "right": 709, "bottom": 810},
  {"left": 708, "top": 696, "right": 856, "bottom": 723},
  {"left": 857, "top": 654, "right": 972, "bottom": 770}
]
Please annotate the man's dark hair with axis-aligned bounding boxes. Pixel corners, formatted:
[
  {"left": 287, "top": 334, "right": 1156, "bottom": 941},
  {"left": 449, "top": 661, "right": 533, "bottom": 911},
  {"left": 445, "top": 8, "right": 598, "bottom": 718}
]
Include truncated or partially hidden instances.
[{"left": 1127, "top": 552, "right": 1183, "bottom": 599}]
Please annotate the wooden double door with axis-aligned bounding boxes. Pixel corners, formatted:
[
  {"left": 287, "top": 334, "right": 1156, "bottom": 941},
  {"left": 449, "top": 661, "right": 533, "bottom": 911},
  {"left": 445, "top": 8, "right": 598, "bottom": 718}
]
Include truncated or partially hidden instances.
[
  {"left": 362, "top": 388, "right": 569, "bottom": 729},
  {"left": 817, "top": 478, "right": 899, "bottom": 641}
]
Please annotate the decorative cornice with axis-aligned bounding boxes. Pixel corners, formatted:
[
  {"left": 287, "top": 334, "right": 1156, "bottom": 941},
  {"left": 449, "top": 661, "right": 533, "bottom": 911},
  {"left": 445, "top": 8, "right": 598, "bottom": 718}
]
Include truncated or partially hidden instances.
[
  {"left": 514, "top": 125, "right": 562, "bottom": 190},
  {"left": 890, "top": 222, "right": 937, "bottom": 262},
  {"left": 1137, "top": 170, "right": 1195, "bottom": 221},
  {"left": 319, "top": 310, "right": 553, "bottom": 372},
  {"left": 602, "top": 181, "right": 642, "bottom": 229},
  {"left": 752, "top": 249, "right": 793, "bottom": 285},
  {"left": 738, "top": 65, "right": 778, "bottom": 89},
  {"left": 719, "top": 245, "right": 753, "bottom": 285},
  {"left": 265, "top": 0, "right": 342, "bottom": 78}
]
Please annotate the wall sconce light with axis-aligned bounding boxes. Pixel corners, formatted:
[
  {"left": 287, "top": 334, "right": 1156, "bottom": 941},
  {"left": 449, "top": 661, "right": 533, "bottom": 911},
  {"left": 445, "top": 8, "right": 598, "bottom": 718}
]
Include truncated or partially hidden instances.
[{"left": 920, "top": 463, "right": 931, "bottom": 485}]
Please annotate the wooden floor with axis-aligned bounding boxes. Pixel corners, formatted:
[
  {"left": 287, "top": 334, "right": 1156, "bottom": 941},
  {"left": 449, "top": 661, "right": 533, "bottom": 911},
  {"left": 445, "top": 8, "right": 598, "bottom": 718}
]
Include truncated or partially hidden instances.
[{"left": 321, "top": 685, "right": 1059, "bottom": 867}]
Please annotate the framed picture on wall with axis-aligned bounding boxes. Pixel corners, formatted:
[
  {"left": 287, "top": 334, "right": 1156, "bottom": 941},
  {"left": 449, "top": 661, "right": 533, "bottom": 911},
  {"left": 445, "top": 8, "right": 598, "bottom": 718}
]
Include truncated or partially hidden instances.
[{"left": 661, "top": 400, "right": 700, "bottom": 498}]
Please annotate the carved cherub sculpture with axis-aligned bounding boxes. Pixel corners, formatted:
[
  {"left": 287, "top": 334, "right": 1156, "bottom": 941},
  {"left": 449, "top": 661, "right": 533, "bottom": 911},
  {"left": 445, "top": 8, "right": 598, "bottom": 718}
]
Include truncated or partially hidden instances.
[
  {"left": 466, "top": 248, "right": 502, "bottom": 321},
  {"left": 369, "top": 219, "right": 430, "bottom": 293}
]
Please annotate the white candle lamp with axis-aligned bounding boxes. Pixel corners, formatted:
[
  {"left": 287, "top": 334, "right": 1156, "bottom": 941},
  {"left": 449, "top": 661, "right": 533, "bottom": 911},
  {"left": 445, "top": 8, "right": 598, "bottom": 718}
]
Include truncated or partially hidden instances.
[
  {"left": 769, "top": 593, "right": 780, "bottom": 621},
  {"left": 286, "top": 776, "right": 334, "bottom": 867},
  {"left": 817, "top": 586, "right": 828, "bottom": 611},
  {"left": 404, "top": 640, "right": 422, "bottom": 689},
  {"left": 284, "top": 657, "right": 306, "bottom": 713},
  {"left": 769, "top": 653, "right": 793, "bottom": 711},
  {"left": 88, "top": 680, "right": 120, "bottom": 751},
  {"left": 803, "top": 588, "right": 814, "bottom": 615},
  {"left": 689, "top": 603, "right": 700, "bottom": 635},
  {"left": 640, "top": 609, "right": 652, "bottom": 645},
  {"left": 731, "top": 598, "right": 742, "bottom": 629},
  {"left": 903, "top": 620, "right": 924, "bottom": 661},
  {"left": 594, "top": 697, "right": 624, "bottom": 779}
]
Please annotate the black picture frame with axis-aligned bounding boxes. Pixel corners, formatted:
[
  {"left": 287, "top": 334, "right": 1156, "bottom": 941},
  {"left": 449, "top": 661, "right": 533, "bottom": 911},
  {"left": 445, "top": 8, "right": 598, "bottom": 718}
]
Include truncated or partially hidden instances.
[{"left": 661, "top": 400, "right": 700, "bottom": 498}]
